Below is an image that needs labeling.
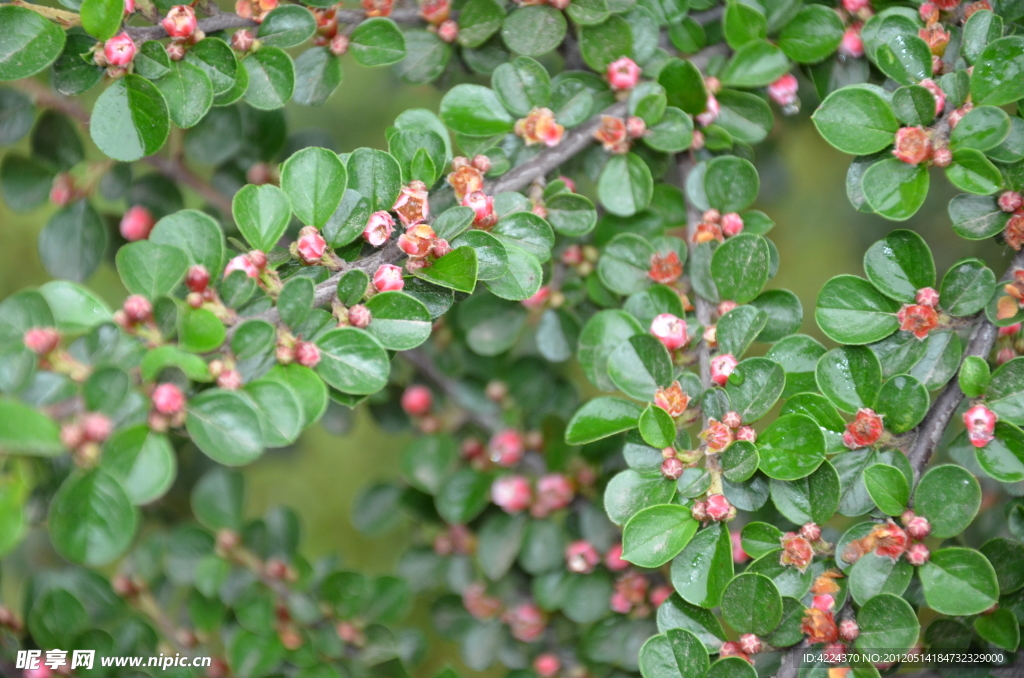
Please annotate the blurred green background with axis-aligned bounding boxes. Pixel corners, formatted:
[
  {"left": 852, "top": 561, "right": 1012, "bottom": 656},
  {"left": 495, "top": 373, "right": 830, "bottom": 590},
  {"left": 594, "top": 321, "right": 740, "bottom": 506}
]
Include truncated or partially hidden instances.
[{"left": 0, "top": 60, "right": 1013, "bottom": 674}]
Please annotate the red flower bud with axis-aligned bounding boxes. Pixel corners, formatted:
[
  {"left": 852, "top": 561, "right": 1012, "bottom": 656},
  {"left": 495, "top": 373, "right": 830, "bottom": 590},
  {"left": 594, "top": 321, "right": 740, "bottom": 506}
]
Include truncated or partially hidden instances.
[
  {"left": 905, "top": 515, "right": 931, "bottom": 541},
  {"left": 231, "top": 29, "right": 255, "bottom": 51},
  {"left": 839, "top": 619, "right": 860, "bottom": 641},
  {"left": 705, "top": 493, "right": 733, "bottom": 521},
  {"left": 999, "top": 191, "right": 1024, "bottom": 213},
  {"left": 919, "top": 1, "right": 939, "bottom": 21},
  {"left": 533, "top": 654, "right": 560, "bottom": 678},
  {"left": 719, "top": 642, "right": 751, "bottom": 664},
  {"left": 604, "top": 543, "right": 630, "bottom": 571},
  {"left": 738, "top": 634, "right": 762, "bottom": 655},
  {"left": 915, "top": 286, "right": 940, "bottom": 308},
  {"left": 661, "top": 456, "right": 684, "bottom": 480},
  {"left": 514, "top": 108, "right": 564, "bottom": 147},
  {"left": 431, "top": 238, "right": 451, "bottom": 258},
  {"left": 295, "top": 341, "right": 321, "bottom": 368},
  {"left": 503, "top": 603, "right": 546, "bottom": 642},
  {"left": 702, "top": 419, "right": 734, "bottom": 453},
  {"left": 372, "top": 264, "right": 404, "bottom": 292},
  {"left": 401, "top": 384, "right": 432, "bottom": 416},
  {"left": 932, "top": 146, "right": 953, "bottom": 167},
  {"left": 392, "top": 180, "right": 429, "bottom": 227},
  {"left": 462, "top": 190, "right": 496, "bottom": 228},
  {"left": 296, "top": 226, "right": 327, "bottom": 264},
  {"left": 721, "top": 411, "right": 742, "bottom": 428},
  {"left": 625, "top": 115, "right": 646, "bottom": 139},
  {"left": 533, "top": 473, "right": 573, "bottom": 516},
  {"left": 50, "top": 173, "right": 75, "bottom": 206},
  {"left": 696, "top": 93, "right": 719, "bottom": 127},
  {"left": 81, "top": 413, "right": 113, "bottom": 442},
  {"left": 186, "top": 265, "right": 210, "bottom": 293},
  {"left": 767, "top": 73, "right": 799, "bottom": 109},
  {"left": 606, "top": 56, "right": 640, "bottom": 91},
  {"left": 735, "top": 425, "right": 756, "bottom": 442},
  {"left": 225, "top": 254, "right": 260, "bottom": 279},
  {"left": 813, "top": 594, "right": 835, "bottom": 612},
  {"left": 152, "top": 383, "right": 185, "bottom": 415},
  {"left": 650, "top": 313, "right": 688, "bottom": 351},
  {"left": 710, "top": 353, "right": 738, "bottom": 386},
  {"left": 565, "top": 540, "right": 600, "bottom": 573},
  {"left": 217, "top": 369, "right": 242, "bottom": 390},
  {"left": 839, "top": 25, "right": 864, "bottom": 58},
  {"left": 521, "top": 286, "right": 550, "bottom": 309},
  {"left": 437, "top": 19, "right": 458, "bottom": 43},
  {"left": 162, "top": 5, "right": 198, "bottom": 38},
  {"left": 893, "top": 126, "right": 932, "bottom": 165},
  {"left": 123, "top": 294, "right": 153, "bottom": 323},
  {"left": 691, "top": 499, "right": 708, "bottom": 521},
  {"left": 329, "top": 33, "right": 349, "bottom": 55},
  {"left": 23, "top": 327, "right": 59, "bottom": 355},
  {"left": 842, "top": 0, "right": 869, "bottom": 11},
  {"left": 348, "top": 303, "right": 372, "bottom": 328},
  {"left": 361, "top": 210, "right": 395, "bottom": 247},
  {"left": 649, "top": 584, "right": 673, "bottom": 607},
  {"left": 104, "top": 32, "right": 137, "bottom": 67},
  {"left": 490, "top": 429, "right": 524, "bottom": 466},
  {"left": 731, "top": 530, "right": 749, "bottom": 563},
  {"left": 906, "top": 543, "right": 930, "bottom": 566},
  {"left": 964, "top": 404, "right": 997, "bottom": 448},
  {"left": 398, "top": 223, "right": 437, "bottom": 258},
  {"left": 492, "top": 474, "right": 532, "bottom": 513},
  {"left": 800, "top": 522, "right": 821, "bottom": 542}
]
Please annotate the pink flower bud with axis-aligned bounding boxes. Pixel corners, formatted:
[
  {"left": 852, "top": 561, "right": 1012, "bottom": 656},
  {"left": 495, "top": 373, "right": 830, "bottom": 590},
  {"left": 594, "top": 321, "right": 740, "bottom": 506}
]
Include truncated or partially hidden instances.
[
  {"left": 492, "top": 474, "right": 532, "bottom": 513},
  {"left": 738, "top": 634, "right": 762, "bottom": 655},
  {"left": 123, "top": 294, "right": 152, "bottom": 323},
  {"left": 906, "top": 543, "right": 930, "bottom": 566},
  {"left": 893, "top": 126, "right": 932, "bottom": 165},
  {"left": 721, "top": 411, "right": 742, "bottom": 428},
  {"left": 999, "top": 191, "right": 1024, "bottom": 213},
  {"left": 661, "top": 456, "right": 684, "bottom": 480},
  {"left": 735, "top": 425, "right": 756, "bottom": 442},
  {"left": 717, "top": 300, "right": 737, "bottom": 316},
  {"left": 839, "top": 619, "right": 860, "bottom": 641},
  {"left": 437, "top": 19, "right": 458, "bottom": 43},
  {"left": 504, "top": 603, "right": 546, "bottom": 642},
  {"left": 533, "top": 473, "right": 574, "bottom": 516},
  {"left": 217, "top": 369, "right": 242, "bottom": 390},
  {"left": 348, "top": 304, "right": 372, "bottom": 328},
  {"left": 767, "top": 73, "right": 799, "bottom": 108},
  {"left": 710, "top": 353, "right": 738, "bottom": 386},
  {"left": 999, "top": 322, "right": 1022, "bottom": 337},
  {"left": 119, "top": 205, "right": 154, "bottom": 241},
  {"left": 50, "top": 173, "right": 75, "bottom": 206},
  {"left": 731, "top": 530, "right": 749, "bottom": 563},
  {"left": 81, "top": 413, "right": 113, "bottom": 442},
  {"left": 839, "top": 25, "right": 864, "bottom": 58},
  {"left": 721, "top": 212, "right": 744, "bottom": 237},
  {"left": 372, "top": 264, "right": 404, "bottom": 292},
  {"left": 231, "top": 29, "right": 255, "bottom": 51},
  {"left": 719, "top": 642, "right": 750, "bottom": 663},
  {"left": 124, "top": 0, "right": 135, "bottom": 12},
  {"left": 562, "top": 244, "right": 583, "bottom": 266},
  {"left": 104, "top": 32, "right": 137, "bottom": 67},
  {"left": 296, "top": 226, "right": 327, "bottom": 264},
  {"left": 162, "top": 5, "right": 198, "bottom": 38},
  {"left": 521, "top": 286, "right": 550, "bottom": 309},
  {"left": 462, "top": 190, "right": 496, "bottom": 228},
  {"left": 625, "top": 116, "right": 646, "bottom": 138},
  {"left": 295, "top": 341, "right": 321, "bottom": 368},
  {"left": 431, "top": 238, "right": 451, "bottom": 258},
  {"left": 165, "top": 41, "right": 183, "bottom": 61},
  {"left": 23, "top": 327, "right": 59, "bottom": 355},
  {"left": 691, "top": 499, "right": 708, "bottom": 521},
  {"left": 362, "top": 211, "right": 395, "bottom": 246},
  {"left": 606, "top": 56, "right": 641, "bottom": 91},
  {"left": 799, "top": 522, "right": 821, "bottom": 542},
  {"left": 813, "top": 594, "right": 835, "bottom": 612},
  {"left": 843, "top": 0, "right": 870, "bottom": 11},
  {"left": 915, "top": 287, "right": 940, "bottom": 307},
  {"left": 225, "top": 254, "right": 260, "bottom": 279},
  {"left": 696, "top": 93, "right": 719, "bottom": 127},
  {"left": 932, "top": 147, "right": 952, "bottom": 167},
  {"left": 705, "top": 493, "right": 733, "bottom": 521},
  {"left": 604, "top": 543, "right": 630, "bottom": 571},
  {"left": 905, "top": 515, "right": 931, "bottom": 541},
  {"left": 468, "top": 155, "right": 491, "bottom": 174},
  {"left": 609, "top": 591, "right": 632, "bottom": 614},
  {"left": 920, "top": 1, "right": 939, "bottom": 21},
  {"left": 565, "top": 540, "right": 600, "bottom": 573},
  {"left": 490, "top": 429, "right": 524, "bottom": 466},
  {"left": 963, "top": 404, "right": 997, "bottom": 448},
  {"left": 919, "top": 78, "right": 946, "bottom": 117},
  {"left": 329, "top": 33, "right": 350, "bottom": 55},
  {"left": 533, "top": 654, "right": 560, "bottom": 678},
  {"left": 186, "top": 265, "right": 210, "bottom": 293},
  {"left": 843, "top": 407, "right": 884, "bottom": 449},
  {"left": 649, "top": 585, "right": 673, "bottom": 607},
  {"left": 650, "top": 313, "right": 688, "bottom": 351},
  {"left": 152, "top": 383, "right": 185, "bottom": 415},
  {"left": 401, "top": 384, "right": 433, "bottom": 416}
]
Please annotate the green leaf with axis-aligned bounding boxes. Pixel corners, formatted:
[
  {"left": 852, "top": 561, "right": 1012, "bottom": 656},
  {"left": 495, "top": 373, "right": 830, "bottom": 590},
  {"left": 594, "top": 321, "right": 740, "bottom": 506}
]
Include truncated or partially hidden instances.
[
  {"left": 719, "top": 40, "right": 790, "bottom": 88},
  {"left": 578, "top": 15, "right": 632, "bottom": 71},
  {"left": 704, "top": 156, "right": 759, "bottom": 213},
  {"left": 862, "top": 157, "right": 930, "bottom": 220},
  {"left": 478, "top": 512, "right": 527, "bottom": 580},
  {"left": 363, "top": 291, "right": 431, "bottom": 351},
  {"left": 153, "top": 62, "right": 214, "bottom": 129},
  {"left": 579, "top": 309, "right": 644, "bottom": 391},
  {"left": 116, "top": 240, "right": 188, "bottom": 298},
  {"left": 949, "top": 193, "right": 1008, "bottom": 239},
  {"left": 724, "top": 357, "right": 784, "bottom": 423},
  {"left": 440, "top": 84, "right": 515, "bottom": 136},
  {"left": 598, "top": 233, "right": 656, "bottom": 295},
  {"left": 974, "top": 608, "right": 1020, "bottom": 651},
  {"left": 769, "top": 460, "right": 840, "bottom": 525},
  {"left": 978, "top": 422, "right": 1024, "bottom": 483},
  {"left": 919, "top": 548, "right": 1000, "bottom": 615},
  {"left": 257, "top": 5, "right": 316, "bottom": 48},
  {"left": 179, "top": 307, "right": 226, "bottom": 353},
  {"left": 264, "top": 363, "right": 327, "bottom": 426},
  {"left": 545, "top": 193, "right": 597, "bottom": 237},
  {"left": 604, "top": 469, "right": 676, "bottom": 525},
  {"left": 959, "top": 355, "right": 991, "bottom": 398},
  {"left": 875, "top": 34, "right": 931, "bottom": 85},
  {"left": 598, "top": 153, "right": 654, "bottom": 217},
  {"left": 491, "top": 210, "right": 555, "bottom": 262},
  {"left": 150, "top": 209, "right": 224, "bottom": 276},
  {"left": 670, "top": 523, "right": 733, "bottom": 608},
  {"left": 243, "top": 46, "right": 294, "bottom": 109},
  {"left": 813, "top": 86, "right": 899, "bottom": 155},
  {"left": 778, "top": 5, "right": 843, "bottom": 64},
  {"left": 457, "top": 0, "right": 506, "bottom": 48},
  {"left": 0, "top": 5, "right": 67, "bottom": 81},
  {"left": 39, "top": 201, "right": 108, "bottom": 283},
  {"left": 186, "top": 389, "right": 264, "bottom": 465},
  {"left": 740, "top": 522, "right": 782, "bottom": 560},
  {"left": 863, "top": 229, "right": 935, "bottom": 303},
  {"left": 757, "top": 413, "right": 826, "bottom": 480},
  {"left": 940, "top": 258, "right": 996, "bottom": 317},
  {"left": 351, "top": 17, "right": 406, "bottom": 65},
  {"left": 315, "top": 328, "right": 389, "bottom": 395},
  {"left": 849, "top": 552, "right": 913, "bottom": 605},
  {"left": 711, "top": 234, "right": 770, "bottom": 304},
  {"left": 987, "top": 358, "right": 1024, "bottom": 424},
  {"left": 453, "top": 230, "right": 507, "bottom": 282},
  {"left": 347, "top": 147, "right": 401, "bottom": 213},
  {"left": 947, "top": 148, "right": 1003, "bottom": 194},
  {"left": 638, "top": 629, "right": 709, "bottom": 678},
  {"left": 815, "top": 275, "right": 900, "bottom": 345},
  {"left": 413, "top": 246, "right": 478, "bottom": 293},
  {"left": 0, "top": 398, "right": 62, "bottom": 456},
  {"left": 567, "top": 0, "right": 609, "bottom": 24},
  {"left": 140, "top": 345, "right": 210, "bottom": 382},
  {"left": 748, "top": 289, "right": 802, "bottom": 342},
  {"left": 643, "top": 106, "right": 694, "bottom": 153},
  {"left": 721, "top": 573, "right": 782, "bottom": 635},
  {"left": 767, "top": 335, "right": 827, "bottom": 398},
  {"left": 892, "top": 85, "right": 936, "bottom": 127},
  {"left": 639, "top": 404, "right": 675, "bottom": 448},
  {"left": 492, "top": 56, "right": 551, "bottom": 117},
  {"left": 79, "top": 0, "right": 121, "bottom": 41},
  {"left": 435, "top": 468, "right": 491, "bottom": 524},
  {"left": 244, "top": 379, "right": 303, "bottom": 446},
  {"left": 190, "top": 467, "right": 244, "bottom": 531},
  {"left": 233, "top": 184, "right": 291, "bottom": 252},
  {"left": 715, "top": 90, "right": 773, "bottom": 144},
  {"left": 658, "top": 58, "right": 707, "bottom": 115},
  {"left": 816, "top": 345, "right": 883, "bottom": 413},
  {"left": 962, "top": 8, "right": 1002, "bottom": 64},
  {"left": 89, "top": 75, "right": 169, "bottom": 162},
  {"left": 980, "top": 537, "right": 1024, "bottom": 595},
  {"left": 951, "top": 105, "right": 1011, "bottom": 152},
  {"left": 914, "top": 464, "right": 981, "bottom": 538},
  {"left": 184, "top": 37, "right": 239, "bottom": 97},
  {"left": 622, "top": 504, "right": 698, "bottom": 568},
  {"left": 724, "top": 2, "right": 767, "bottom": 49},
  {"left": 49, "top": 469, "right": 137, "bottom": 566},
  {"left": 501, "top": 6, "right": 566, "bottom": 57},
  {"left": 292, "top": 46, "right": 342, "bottom": 106},
  {"left": 716, "top": 305, "right": 768, "bottom": 358},
  {"left": 400, "top": 434, "right": 457, "bottom": 494},
  {"left": 281, "top": 146, "right": 346, "bottom": 227},
  {"left": 37, "top": 281, "right": 111, "bottom": 334},
  {"left": 855, "top": 593, "right": 920, "bottom": 652},
  {"left": 656, "top": 594, "right": 727, "bottom": 652},
  {"left": 608, "top": 334, "right": 673, "bottom": 401},
  {"left": 864, "top": 463, "right": 910, "bottom": 516},
  {"left": 565, "top": 397, "right": 643, "bottom": 445},
  {"left": 971, "top": 37, "right": 1024, "bottom": 106},
  {"left": 874, "top": 374, "right": 928, "bottom": 433}
]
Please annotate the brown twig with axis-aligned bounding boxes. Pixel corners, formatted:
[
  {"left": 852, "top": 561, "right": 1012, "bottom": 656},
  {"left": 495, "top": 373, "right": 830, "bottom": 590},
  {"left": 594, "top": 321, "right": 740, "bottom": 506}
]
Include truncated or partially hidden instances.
[
  {"left": 907, "top": 247, "right": 1024, "bottom": 482},
  {"left": 9, "top": 0, "right": 81, "bottom": 27}
]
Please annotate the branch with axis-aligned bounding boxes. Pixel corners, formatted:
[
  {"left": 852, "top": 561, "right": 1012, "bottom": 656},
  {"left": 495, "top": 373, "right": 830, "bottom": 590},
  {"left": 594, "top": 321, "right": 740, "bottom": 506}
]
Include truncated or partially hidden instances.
[
  {"left": 8, "top": 0, "right": 81, "bottom": 27},
  {"left": 123, "top": 6, "right": 424, "bottom": 41},
  {"left": 678, "top": 154, "right": 713, "bottom": 393},
  {"left": 907, "top": 247, "right": 1024, "bottom": 481},
  {"left": 402, "top": 348, "right": 502, "bottom": 432}
]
